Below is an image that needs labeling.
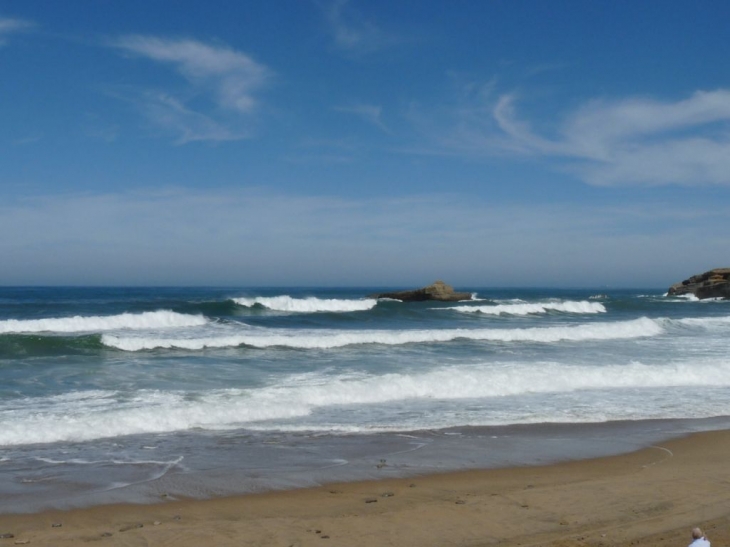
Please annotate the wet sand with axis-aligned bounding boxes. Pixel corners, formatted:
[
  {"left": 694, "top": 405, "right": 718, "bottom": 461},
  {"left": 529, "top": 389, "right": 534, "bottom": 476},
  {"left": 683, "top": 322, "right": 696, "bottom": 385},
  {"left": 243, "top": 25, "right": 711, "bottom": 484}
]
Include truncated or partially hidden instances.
[{"left": 1, "top": 429, "right": 729, "bottom": 547}]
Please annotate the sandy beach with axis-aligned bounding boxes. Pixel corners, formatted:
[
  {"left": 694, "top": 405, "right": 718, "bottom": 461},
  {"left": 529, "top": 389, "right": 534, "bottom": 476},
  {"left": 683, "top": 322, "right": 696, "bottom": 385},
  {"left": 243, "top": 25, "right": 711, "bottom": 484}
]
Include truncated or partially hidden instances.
[{"left": 1, "top": 429, "right": 729, "bottom": 547}]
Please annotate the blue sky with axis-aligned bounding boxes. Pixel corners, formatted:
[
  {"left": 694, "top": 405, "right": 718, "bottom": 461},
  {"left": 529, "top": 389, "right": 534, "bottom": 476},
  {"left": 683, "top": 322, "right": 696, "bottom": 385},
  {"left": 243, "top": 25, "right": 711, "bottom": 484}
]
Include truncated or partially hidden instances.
[{"left": 1, "top": 1, "right": 729, "bottom": 287}]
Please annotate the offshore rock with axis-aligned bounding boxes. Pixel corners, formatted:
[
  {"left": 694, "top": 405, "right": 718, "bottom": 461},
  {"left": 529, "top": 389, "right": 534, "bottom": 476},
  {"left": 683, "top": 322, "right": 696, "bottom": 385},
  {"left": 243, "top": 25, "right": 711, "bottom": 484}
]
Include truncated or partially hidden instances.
[
  {"left": 371, "top": 280, "right": 472, "bottom": 302},
  {"left": 667, "top": 268, "right": 730, "bottom": 299}
]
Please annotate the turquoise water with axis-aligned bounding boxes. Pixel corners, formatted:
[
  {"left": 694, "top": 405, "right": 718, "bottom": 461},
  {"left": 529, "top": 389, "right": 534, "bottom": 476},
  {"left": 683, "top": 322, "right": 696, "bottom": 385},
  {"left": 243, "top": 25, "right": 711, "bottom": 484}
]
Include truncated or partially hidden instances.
[{"left": 1, "top": 286, "right": 729, "bottom": 511}]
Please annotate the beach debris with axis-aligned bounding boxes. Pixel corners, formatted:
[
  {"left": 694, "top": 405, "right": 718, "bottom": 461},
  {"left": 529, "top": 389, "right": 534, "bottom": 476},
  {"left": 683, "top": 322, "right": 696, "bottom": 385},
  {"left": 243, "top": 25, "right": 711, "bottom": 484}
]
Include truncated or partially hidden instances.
[
  {"left": 100, "top": 532, "right": 113, "bottom": 537},
  {"left": 455, "top": 500, "right": 466, "bottom": 505},
  {"left": 321, "top": 535, "right": 330, "bottom": 539},
  {"left": 51, "top": 523, "right": 62, "bottom": 528},
  {"left": 119, "top": 523, "right": 144, "bottom": 532},
  {"left": 173, "top": 515, "right": 182, "bottom": 521},
  {"left": 376, "top": 458, "right": 387, "bottom": 469},
  {"left": 364, "top": 497, "right": 378, "bottom": 503},
  {"left": 153, "top": 521, "right": 162, "bottom": 526},
  {"left": 409, "top": 483, "right": 416, "bottom": 488},
  {"left": 381, "top": 491, "right": 394, "bottom": 498},
  {"left": 0, "top": 534, "right": 14, "bottom": 539},
  {"left": 13, "top": 541, "right": 29, "bottom": 545}
]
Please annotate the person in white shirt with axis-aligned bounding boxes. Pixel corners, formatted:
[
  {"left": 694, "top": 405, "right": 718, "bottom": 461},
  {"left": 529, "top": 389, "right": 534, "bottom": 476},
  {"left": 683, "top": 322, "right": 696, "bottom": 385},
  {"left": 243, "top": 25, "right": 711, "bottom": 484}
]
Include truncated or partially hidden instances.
[{"left": 689, "top": 527, "right": 710, "bottom": 547}]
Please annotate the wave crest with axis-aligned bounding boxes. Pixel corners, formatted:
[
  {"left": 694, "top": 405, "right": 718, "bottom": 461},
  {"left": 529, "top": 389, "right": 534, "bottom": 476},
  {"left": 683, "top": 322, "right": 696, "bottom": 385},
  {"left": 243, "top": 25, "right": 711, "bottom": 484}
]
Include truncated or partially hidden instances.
[
  {"left": 102, "top": 317, "right": 662, "bottom": 351},
  {"left": 2, "top": 355, "right": 728, "bottom": 444},
  {"left": 449, "top": 300, "right": 606, "bottom": 316},
  {"left": 0, "top": 310, "right": 207, "bottom": 334},
  {"left": 232, "top": 296, "right": 377, "bottom": 313}
]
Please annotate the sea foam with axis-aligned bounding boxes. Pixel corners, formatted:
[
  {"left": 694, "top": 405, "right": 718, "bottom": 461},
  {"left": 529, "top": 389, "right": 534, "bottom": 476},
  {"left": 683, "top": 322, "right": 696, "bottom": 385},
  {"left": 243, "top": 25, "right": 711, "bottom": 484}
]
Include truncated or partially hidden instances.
[
  {"left": 232, "top": 295, "right": 377, "bottom": 313},
  {"left": 0, "top": 310, "right": 207, "bottom": 334},
  {"left": 2, "top": 357, "right": 729, "bottom": 444},
  {"left": 448, "top": 300, "right": 606, "bottom": 316},
  {"left": 672, "top": 316, "right": 730, "bottom": 328},
  {"left": 101, "top": 317, "right": 663, "bottom": 351},
  {"left": 0, "top": 389, "right": 310, "bottom": 445}
]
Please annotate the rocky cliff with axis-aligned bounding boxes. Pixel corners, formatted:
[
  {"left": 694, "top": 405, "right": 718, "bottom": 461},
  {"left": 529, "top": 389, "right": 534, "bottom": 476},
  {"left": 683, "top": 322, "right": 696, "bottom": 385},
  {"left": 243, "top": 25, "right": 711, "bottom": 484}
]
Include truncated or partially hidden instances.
[
  {"left": 667, "top": 268, "right": 730, "bottom": 299},
  {"left": 370, "top": 280, "right": 472, "bottom": 302}
]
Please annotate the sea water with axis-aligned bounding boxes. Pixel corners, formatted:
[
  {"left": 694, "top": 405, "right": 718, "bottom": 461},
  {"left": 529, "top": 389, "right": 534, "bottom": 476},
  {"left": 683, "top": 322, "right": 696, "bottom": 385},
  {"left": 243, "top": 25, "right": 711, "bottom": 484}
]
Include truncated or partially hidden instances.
[{"left": 1, "top": 286, "right": 729, "bottom": 512}]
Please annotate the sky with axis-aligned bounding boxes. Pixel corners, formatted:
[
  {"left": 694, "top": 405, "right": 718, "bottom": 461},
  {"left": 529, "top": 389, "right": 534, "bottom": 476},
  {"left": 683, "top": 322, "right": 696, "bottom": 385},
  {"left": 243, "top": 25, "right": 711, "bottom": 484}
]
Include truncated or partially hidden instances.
[{"left": 1, "top": 0, "right": 729, "bottom": 287}]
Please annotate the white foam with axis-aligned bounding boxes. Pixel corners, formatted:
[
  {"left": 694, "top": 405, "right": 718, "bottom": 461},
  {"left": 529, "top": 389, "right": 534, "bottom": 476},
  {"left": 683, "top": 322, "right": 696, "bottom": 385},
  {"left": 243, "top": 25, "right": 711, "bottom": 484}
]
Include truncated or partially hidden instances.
[
  {"left": 664, "top": 293, "right": 728, "bottom": 303},
  {"left": 672, "top": 316, "right": 730, "bottom": 328},
  {"left": 232, "top": 295, "right": 377, "bottom": 313},
  {"left": 0, "top": 389, "right": 311, "bottom": 445},
  {"left": 0, "top": 310, "right": 207, "bottom": 334},
  {"left": 241, "top": 359, "right": 730, "bottom": 414},
  {"left": 673, "top": 293, "right": 700, "bottom": 301},
  {"left": 448, "top": 300, "right": 606, "bottom": 316},
  {"left": 33, "top": 456, "right": 183, "bottom": 466},
  {"left": 2, "top": 356, "right": 729, "bottom": 444},
  {"left": 102, "top": 317, "right": 662, "bottom": 351}
]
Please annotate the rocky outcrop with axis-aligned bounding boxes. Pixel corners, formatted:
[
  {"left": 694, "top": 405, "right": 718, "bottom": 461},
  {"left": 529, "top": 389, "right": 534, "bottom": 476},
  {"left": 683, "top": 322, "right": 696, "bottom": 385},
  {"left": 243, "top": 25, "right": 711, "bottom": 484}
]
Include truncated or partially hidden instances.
[
  {"left": 370, "top": 280, "right": 472, "bottom": 302},
  {"left": 667, "top": 268, "right": 730, "bottom": 299}
]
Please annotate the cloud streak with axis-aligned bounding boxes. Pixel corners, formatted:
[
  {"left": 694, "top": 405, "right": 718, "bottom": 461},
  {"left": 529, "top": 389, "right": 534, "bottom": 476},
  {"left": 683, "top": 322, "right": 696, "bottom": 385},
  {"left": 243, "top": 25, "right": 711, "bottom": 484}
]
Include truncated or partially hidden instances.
[
  {"left": 0, "top": 16, "right": 34, "bottom": 45},
  {"left": 319, "top": 0, "right": 396, "bottom": 55},
  {"left": 334, "top": 103, "right": 390, "bottom": 132},
  {"left": 139, "top": 91, "right": 243, "bottom": 144},
  {"left": 110, "top": 36, "right": 272, "bottom": 142},
  {"left": 493, "top": 90, "right": 730, "bottom": 186}
]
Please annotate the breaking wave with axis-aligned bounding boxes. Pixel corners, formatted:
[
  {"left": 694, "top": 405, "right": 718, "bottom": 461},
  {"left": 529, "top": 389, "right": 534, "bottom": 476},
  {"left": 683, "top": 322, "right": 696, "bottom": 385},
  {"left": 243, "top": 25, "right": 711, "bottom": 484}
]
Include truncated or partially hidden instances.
[
  {"left": 673, "top": 316, "right": 730, "bottom": 328},
  {"left": 448, "top": 300, "right": 606, "bottom": 316},
  {"left": 0, "top": 310, "right": 207, "bottom": 334},
  {"left": 232, "top": 296, "right": 377, "bottom": 313},
  {"left": 2, "top": 356, "right": 729, "bottom": 445},
  {"left": 101, "top": 317, "right": 662, "bottom": 351}
]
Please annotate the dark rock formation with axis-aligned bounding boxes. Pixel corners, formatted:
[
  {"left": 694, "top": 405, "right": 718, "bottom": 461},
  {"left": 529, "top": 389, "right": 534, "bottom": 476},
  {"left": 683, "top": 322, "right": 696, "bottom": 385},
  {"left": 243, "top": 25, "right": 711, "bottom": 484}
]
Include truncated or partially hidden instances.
[
  {"left": 370, "top": 280, "right": 472, "bottom": 302},
  {"left": 667, "top": 268, "right": 730, "bottom": 299}
]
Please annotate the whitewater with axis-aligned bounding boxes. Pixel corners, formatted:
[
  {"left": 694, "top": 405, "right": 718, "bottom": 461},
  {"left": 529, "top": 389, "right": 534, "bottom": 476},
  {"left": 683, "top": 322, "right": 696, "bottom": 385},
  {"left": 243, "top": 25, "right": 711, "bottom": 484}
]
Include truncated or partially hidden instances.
[{"left": 1, "top": 286, "right": 729, "bottom": 512}]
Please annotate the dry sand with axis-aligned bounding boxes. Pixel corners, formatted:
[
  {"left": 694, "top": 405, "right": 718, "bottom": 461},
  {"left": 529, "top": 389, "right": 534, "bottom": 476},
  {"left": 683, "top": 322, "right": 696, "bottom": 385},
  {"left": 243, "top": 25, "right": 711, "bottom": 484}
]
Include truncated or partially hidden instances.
[{"left": 2, "top": 429, "right": 729, "bottom": 547}]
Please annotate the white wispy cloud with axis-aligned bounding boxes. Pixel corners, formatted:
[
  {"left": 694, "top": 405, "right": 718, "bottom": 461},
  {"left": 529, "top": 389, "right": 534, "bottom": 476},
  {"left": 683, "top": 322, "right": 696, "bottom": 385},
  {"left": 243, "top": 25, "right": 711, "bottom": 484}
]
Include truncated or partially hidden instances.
[
  {"left": 492, "top": 90, "right": 730, "bottom": 186},
  {"left": 334, "top": 103, "right": 390, "bottom": 132},
  {"left": 110, "top": 36, "right": 272, "bottom": 142},
  {"left": 138, "top": 91, "right": 242, "bottom": 144},
  {"left": 0, "top": 16, "right": 34, "bottom": 45},
  {"left": 319, "top": 0, "right": 396, "bottom": 55}
]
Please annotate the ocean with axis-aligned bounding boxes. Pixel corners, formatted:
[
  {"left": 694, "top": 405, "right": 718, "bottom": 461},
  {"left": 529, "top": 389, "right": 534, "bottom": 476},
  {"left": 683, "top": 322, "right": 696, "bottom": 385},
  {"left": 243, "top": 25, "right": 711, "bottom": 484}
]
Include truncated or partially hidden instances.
[{"left": 2, "top": 286, "right": 729, "bottom": 513}]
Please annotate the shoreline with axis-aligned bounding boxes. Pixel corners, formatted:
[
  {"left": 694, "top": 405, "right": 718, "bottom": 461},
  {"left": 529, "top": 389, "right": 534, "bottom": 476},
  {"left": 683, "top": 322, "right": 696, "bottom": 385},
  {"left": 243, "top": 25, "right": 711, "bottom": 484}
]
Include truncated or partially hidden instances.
[
  {"left": 2, "top": 428, "right": 730, "bottom": 546},
  {"left": 6, "top": 416, "right": 730, "bottom": 515}
]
